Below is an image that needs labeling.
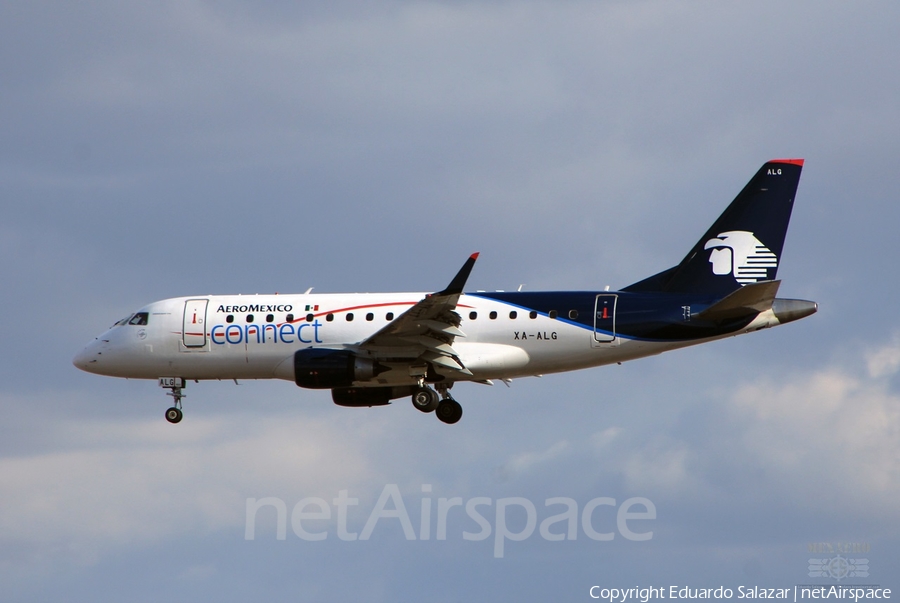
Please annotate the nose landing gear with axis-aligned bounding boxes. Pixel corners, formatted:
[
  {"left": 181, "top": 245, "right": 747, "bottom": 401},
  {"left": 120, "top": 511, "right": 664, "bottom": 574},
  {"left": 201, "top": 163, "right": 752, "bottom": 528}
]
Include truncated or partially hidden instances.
[
  {"left": 165, "top": 406, "right": 183, "bottom": 424},
  {"left": 160, "top": 377, "right": 185, "bottom": 424}
]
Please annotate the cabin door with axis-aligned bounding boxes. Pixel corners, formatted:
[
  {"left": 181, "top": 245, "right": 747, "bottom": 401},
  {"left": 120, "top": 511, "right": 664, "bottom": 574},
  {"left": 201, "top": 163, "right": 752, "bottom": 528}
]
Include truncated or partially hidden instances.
[
  {"left": 182, "top": 299, "right": 209, "bottom": 348},
  {"left": 593, "top": 294, "right": 617, "bottom": 344}
]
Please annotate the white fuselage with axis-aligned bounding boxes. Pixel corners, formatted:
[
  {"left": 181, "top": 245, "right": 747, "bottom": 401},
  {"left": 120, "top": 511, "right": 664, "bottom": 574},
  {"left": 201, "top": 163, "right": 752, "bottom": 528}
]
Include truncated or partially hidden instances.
[{"left": 73, "top": 291, "right": 779, "bottom": 386}]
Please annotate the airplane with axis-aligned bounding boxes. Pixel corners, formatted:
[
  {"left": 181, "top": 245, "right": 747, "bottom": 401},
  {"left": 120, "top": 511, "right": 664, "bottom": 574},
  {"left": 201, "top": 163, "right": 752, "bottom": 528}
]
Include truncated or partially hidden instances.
[{"left": 73, "top": 159, "right": 816, "bottom": 425}]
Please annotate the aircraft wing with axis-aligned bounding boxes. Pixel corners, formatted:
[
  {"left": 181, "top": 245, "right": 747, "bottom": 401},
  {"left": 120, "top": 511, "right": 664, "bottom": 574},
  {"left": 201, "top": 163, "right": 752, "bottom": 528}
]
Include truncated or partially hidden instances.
[{"left": 355, "top": 253, "right": 479, "bottom": 375}]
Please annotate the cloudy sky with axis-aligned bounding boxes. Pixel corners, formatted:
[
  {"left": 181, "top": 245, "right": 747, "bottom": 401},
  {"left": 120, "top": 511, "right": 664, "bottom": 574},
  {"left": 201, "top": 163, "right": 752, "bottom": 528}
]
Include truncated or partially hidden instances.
[{"left": 2, "top": 1, "right": 899, "bottom": 601}]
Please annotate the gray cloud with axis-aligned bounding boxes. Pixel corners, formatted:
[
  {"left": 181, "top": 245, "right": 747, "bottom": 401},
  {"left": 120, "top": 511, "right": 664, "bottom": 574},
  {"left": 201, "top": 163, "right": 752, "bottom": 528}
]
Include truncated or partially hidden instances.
[{"left": 2, "top": 0, "right": 899, "bottom": 600}]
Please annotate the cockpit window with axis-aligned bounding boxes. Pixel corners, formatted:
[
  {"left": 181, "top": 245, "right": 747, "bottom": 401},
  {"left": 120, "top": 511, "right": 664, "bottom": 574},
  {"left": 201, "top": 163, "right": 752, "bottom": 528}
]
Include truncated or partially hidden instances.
[
  {"left": 114, "top": 315, "right": 133, "bottom": 327},
  {"left": 128, "top": 312, "right": 149, "bottom": 326}
]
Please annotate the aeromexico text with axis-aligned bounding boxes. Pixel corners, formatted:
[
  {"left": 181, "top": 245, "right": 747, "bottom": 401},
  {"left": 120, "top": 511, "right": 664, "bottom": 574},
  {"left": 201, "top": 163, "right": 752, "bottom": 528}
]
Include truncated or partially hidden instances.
[{"left": 217, "top": 304, "right": 294, "bottom": 313}]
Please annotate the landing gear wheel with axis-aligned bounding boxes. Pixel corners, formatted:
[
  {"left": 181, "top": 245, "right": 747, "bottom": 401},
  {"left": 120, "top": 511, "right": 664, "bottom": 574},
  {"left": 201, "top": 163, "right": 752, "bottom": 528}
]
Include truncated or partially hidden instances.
[
  {"left": 165, "top": 407, "right": 183, "bottom": 424},
  {"left": 411, "top": 386, "right": 440, "bottom": 413},
  {"left": 436, "top": 399, "right": 463, "bottom": 424},
  {"left": 159, "top": 378, "right": 186, "bottom": 424}
]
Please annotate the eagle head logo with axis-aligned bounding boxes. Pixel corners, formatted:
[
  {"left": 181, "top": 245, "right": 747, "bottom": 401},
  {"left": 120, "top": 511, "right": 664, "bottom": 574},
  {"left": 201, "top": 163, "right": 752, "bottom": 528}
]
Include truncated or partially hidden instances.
[{"left": 703, "top": 230, "right": 777, "bottom": 285}]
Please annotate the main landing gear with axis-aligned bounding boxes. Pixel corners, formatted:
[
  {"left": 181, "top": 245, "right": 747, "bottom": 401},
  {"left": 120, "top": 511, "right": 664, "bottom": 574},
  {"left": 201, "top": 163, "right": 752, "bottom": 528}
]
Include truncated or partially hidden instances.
[
  {"left": 160, "top": 377, "right": 185, "bottom": 424},
  {"left": 411, "top": 384, "right": 463, "bottom": 425},
  {"left": 411, "top": 386, "right": 440, "bottom": 412}
]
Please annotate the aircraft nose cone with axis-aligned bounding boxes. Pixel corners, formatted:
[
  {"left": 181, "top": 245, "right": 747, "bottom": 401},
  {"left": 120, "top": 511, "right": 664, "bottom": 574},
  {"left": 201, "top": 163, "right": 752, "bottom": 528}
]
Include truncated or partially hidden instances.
[{"left": 73, "top": 341, "right": 100, "bottom": 373}]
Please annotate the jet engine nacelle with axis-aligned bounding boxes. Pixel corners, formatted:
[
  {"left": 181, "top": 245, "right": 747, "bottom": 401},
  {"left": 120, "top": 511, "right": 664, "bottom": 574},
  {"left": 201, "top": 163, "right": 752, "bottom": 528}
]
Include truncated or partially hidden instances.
[
  {"left": 293, "top": 349, "right": 386, "bottom": 389},
  {"left": 331, "top": 387, "right": 392, "bottom": 407}
]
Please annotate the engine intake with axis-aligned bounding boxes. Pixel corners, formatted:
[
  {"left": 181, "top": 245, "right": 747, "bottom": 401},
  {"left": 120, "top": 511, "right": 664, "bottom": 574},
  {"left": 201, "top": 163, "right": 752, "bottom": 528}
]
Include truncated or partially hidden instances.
[{"left": 294, "top": 349, "right": 387, "bottom": 389}]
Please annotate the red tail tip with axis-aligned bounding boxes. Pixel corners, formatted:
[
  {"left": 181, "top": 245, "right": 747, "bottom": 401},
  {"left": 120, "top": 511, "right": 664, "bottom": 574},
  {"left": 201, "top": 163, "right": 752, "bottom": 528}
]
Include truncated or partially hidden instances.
[
  {"left": 770, "top": 158, "right": 804, "bottom": 166},
  {"left": 470, "top": 252, "right": 480, "bottom": 260}
]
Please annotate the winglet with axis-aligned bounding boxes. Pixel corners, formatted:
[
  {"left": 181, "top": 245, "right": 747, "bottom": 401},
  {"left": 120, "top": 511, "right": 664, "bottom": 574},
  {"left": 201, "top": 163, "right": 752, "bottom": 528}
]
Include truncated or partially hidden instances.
[{"left": 437, "top": 253, "right": 479, "bottom": 295}]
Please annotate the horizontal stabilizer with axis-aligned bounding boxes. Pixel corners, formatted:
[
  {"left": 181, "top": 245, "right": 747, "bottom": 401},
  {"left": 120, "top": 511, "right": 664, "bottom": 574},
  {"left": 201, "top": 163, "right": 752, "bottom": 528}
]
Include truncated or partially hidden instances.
[{"left": 695, "top": 280, "right": 781, "bottom": 322}]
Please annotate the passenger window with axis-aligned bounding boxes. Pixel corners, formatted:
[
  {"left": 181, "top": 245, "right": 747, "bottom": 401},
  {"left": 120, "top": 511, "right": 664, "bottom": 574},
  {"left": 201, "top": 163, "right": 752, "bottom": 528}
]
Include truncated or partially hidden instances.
[
  {"left": 529, "top": 311, "right": 537, "bottom": 319},
  {"left": 226, "top": 315, "right": 234, "bottom": 323},
  {"left": 509, "top": 311, "right": 517, "bottom": 319},
  {"left": 346, "top": 313, "right": 354, "bottom": 322},
  {"left": 306, "top": 313, "right": 314, "bottom": 322},
  {"left": 366, "top": 312, "right": 374, "bottom": 321},
  {"left": 246, "top": 314, "right": 254, "bottom": 323},
  {"left": 568, "top": 310, "right": 578, "bottom": 319},
  {"left": 326, "top": 313, "right": 334, "bottom": 322},
  {"left": 489, "top": 311, "right": 497, "bottom": 320},
  {"left": 266, "top": 314, "right": 274, "bottom": 323},
  {"left": 548, "top": 310, "right": 558, "bottom": 319},
  {"left": 469, "top": 311, "right": 477, "bottom": 320},
  {"left": 386, "top": 312, "right": 394, "bottom": 320},
  {"left": 128, "top": 312, "right": 149, "bottom": 326},
  {"left": 286, "top": 313, "right": 294, "bottom": 322}
]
